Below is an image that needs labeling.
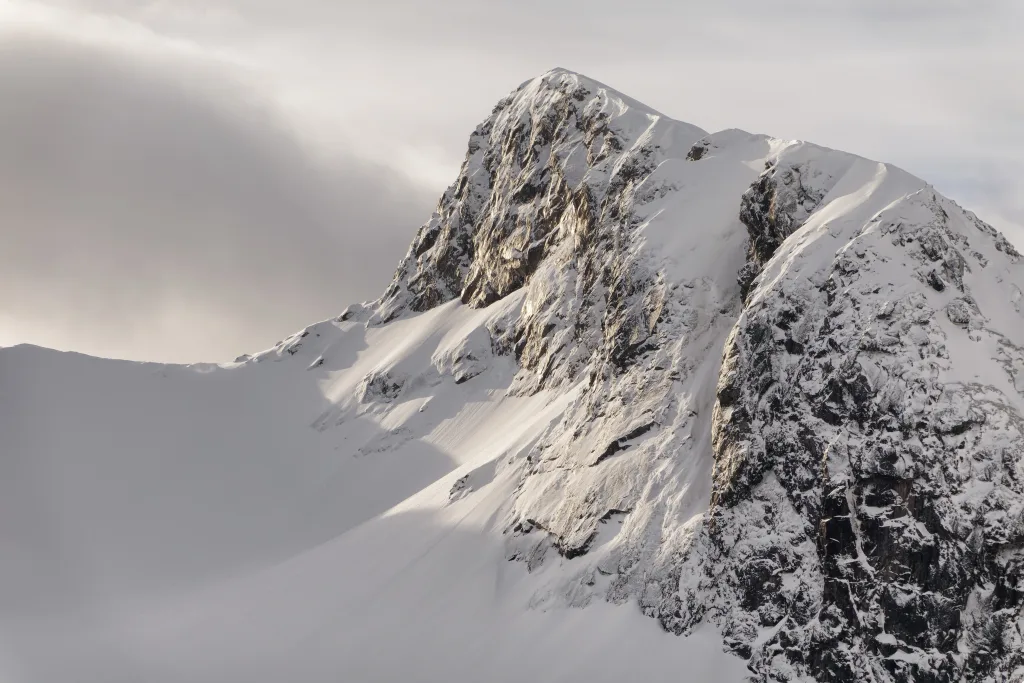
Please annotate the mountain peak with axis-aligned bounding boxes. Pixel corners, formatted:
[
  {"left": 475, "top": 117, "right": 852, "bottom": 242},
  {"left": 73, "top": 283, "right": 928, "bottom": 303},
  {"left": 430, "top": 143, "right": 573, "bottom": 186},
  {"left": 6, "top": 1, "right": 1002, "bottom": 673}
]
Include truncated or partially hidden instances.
[
  {"left": 370, "top": 68, "right": 707, "bottom": 325},
  {"left": 6, "top": 69, "right": 1024, "bottom": 683},
  {"left": 519, "top": 67, "right": 674, "bottom": 120},
  {"left": 359, "top": 70, "right": 1024, "bottom": 681}
]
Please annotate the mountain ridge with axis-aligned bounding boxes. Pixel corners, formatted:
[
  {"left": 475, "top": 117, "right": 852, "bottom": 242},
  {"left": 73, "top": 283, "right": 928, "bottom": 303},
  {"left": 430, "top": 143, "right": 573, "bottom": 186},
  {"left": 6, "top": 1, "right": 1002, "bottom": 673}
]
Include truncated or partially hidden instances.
[{"left": 2, "top": 68, "right": 1023, "bottom": 683}]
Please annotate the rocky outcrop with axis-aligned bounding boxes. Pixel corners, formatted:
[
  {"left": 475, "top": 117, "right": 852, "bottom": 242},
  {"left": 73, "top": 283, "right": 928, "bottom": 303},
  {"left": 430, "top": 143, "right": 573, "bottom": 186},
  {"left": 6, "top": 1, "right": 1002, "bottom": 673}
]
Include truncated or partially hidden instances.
[
  {"left": 705, "top": 177, "right": 1024, "bottom": 681},
  {"left": 372, "top": 69, "right": 702, "bottom": 330},
  {"left": 736, "top": 153, "right": 843, "bottom": 301}
]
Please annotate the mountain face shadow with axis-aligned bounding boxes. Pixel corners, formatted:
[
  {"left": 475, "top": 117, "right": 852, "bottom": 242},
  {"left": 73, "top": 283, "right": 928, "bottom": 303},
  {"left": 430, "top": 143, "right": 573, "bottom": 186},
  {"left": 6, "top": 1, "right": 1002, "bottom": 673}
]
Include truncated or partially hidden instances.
[
  {"left": 0, "top": 343, "right": 456, "bottom": 628},
  {"left": 11, "top": 501, "right": 747, "bottom": 683}
]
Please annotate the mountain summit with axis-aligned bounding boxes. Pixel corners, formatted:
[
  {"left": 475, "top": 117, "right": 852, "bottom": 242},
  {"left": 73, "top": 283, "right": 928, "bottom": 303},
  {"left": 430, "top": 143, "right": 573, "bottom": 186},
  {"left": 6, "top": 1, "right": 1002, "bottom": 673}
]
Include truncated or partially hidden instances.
[{"left": 3, "top": 69, "right": 1023, "bottom": 683}]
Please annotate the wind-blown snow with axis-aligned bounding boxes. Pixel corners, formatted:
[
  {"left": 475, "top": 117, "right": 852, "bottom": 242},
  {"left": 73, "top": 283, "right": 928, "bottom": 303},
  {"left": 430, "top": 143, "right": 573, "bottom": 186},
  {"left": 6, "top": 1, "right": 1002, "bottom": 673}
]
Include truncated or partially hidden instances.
[{"left": 2, "top": 68, "right": 1022, "bottom": 683}]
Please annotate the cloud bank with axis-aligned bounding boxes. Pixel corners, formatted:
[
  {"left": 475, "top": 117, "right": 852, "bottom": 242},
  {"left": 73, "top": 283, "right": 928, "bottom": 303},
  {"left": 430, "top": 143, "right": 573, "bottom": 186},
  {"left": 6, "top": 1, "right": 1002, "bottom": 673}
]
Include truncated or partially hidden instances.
[
  {"left": 0, "top": 28, "right": 433, "bottom": 362},
  {"left": 1, "top": 0, "right": 1020, "bottom": 361}
]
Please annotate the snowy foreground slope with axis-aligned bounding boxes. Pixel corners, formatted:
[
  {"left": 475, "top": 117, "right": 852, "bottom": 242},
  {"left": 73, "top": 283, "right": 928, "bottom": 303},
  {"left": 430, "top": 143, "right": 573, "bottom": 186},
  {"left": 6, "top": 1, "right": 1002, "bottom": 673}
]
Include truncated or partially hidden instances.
[{"left": 3, "top": 69, "right": 1024, "bottom": 683}]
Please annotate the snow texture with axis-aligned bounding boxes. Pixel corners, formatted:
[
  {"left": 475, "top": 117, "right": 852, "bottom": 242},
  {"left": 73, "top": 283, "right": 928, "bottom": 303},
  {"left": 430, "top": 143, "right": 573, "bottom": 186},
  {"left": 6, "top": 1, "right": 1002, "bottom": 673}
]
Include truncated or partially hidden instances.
[{"left": 2, "top": 68, "right": 1023, "bottom": 683}]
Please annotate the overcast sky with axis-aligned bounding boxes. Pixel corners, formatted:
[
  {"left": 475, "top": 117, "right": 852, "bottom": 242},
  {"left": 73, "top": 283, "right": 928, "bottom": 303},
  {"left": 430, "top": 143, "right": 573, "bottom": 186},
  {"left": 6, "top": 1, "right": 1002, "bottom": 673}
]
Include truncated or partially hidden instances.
[{"left": 2, "top": 0, "right": 1022, "bottom": 363}]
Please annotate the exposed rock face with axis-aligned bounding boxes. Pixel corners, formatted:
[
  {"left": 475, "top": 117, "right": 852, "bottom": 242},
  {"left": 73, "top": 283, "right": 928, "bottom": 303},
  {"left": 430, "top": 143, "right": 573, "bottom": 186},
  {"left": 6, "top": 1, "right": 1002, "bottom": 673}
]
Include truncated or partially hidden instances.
[
  {"left": 373, "top": 69, "right": 702, "bottom": 329},
  {"left": 363, "top": 69, "right": 1024, "bottom": 682},
  {"left": 736, "top": 157, "right": 836, "bottom": 301},
  {"left": 706, "top": 180, "right": 1024, "bottom": 682}
]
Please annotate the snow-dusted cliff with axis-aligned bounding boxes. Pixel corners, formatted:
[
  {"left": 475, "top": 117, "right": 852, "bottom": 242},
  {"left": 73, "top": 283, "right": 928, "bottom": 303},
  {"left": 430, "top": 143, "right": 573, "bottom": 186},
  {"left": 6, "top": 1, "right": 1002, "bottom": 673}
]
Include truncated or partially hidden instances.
[{"left": 3, "top": 69, "right": 1022, "bottom": 683}]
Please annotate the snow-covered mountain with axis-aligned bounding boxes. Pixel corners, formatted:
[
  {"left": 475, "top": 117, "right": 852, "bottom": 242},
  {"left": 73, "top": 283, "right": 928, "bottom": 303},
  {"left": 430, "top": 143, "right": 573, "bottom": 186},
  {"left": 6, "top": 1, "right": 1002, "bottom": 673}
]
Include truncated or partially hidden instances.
[{"left": 3, "top": 68, "right": 1023, "bottom": 683}]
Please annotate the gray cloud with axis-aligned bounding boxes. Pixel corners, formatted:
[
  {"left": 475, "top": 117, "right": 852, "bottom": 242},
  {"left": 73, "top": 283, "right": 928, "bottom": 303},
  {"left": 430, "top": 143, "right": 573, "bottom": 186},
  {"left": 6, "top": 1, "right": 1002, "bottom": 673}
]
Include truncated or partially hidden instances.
[{"left": 0, "top": 31, "right": 434, "bottom": 362}]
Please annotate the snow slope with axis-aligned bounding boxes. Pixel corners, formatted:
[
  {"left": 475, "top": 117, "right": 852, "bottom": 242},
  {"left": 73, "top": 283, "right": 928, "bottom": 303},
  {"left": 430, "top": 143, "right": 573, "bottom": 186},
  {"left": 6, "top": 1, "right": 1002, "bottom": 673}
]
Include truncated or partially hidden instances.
[
  {"left": 3, "top": 68, "right": 1022, "bottom": 683},
  {"left": 0, "top": 298, "right": 744, "bottom": 683}
]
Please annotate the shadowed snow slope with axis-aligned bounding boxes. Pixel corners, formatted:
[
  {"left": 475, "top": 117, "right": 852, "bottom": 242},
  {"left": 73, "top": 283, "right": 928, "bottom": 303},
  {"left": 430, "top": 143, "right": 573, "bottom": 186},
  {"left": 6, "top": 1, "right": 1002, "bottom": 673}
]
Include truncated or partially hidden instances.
[{"left": 3, "top": 69, "right": 1023, "bottom": 683}]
